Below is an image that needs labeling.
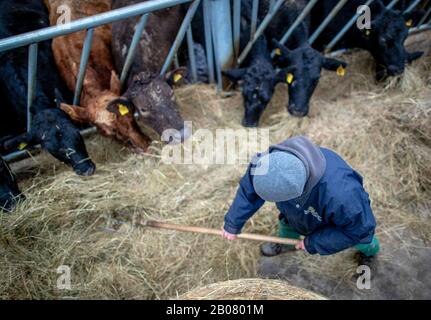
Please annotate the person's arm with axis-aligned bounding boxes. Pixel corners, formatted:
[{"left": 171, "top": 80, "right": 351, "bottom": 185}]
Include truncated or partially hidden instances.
[
  {"left": 304, "top": 188, "right": 376, "bottom": 255},
  {"left": 223, "top": 165, "right": 265, "bottom": 235}
]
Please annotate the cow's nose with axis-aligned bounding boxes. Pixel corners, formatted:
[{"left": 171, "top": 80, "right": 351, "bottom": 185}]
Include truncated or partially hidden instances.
[
  {"left": 288, "top": 104, "right": 308, "bottom": 117},
  {"left": 387, "top": 65, "right": 403, "bottom": 76},
  {"left": 74, "top": 161, "right": 96, "bottom": 176}
]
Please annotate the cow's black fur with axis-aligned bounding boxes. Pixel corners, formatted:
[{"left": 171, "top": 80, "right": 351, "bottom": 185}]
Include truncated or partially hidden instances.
[
  {"left": 309, "top": 0, "right": 424, "bottom": 80},
  {"left": 223, "top": 0, "right": 347, "bottom": 124},
  {"left": 0, "top": 0, "right": 95, "bottom": 176},
  {"left": 0, "top": 156, "right": 22, "bottom": 212}
]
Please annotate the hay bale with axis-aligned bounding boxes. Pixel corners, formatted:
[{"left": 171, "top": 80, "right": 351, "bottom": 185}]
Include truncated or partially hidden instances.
[{"left": 179, "top": 278, "right": 327, "bottom": 300}]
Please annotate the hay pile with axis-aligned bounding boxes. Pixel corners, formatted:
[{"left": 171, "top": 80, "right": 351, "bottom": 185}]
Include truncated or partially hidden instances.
[
  {"left": 179, "top": 278, "right": 327, "bottom": 300},
  {"left": 0, "top": 48, "right": 430, "bottom": 299}
]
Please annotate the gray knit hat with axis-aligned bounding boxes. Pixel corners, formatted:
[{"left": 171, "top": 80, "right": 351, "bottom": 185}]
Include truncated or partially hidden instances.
[{"left": 252, "top": 152, "right": 307, "bottom": 202}]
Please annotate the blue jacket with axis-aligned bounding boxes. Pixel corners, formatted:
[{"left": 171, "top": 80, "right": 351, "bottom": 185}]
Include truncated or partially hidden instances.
[{"left": 224, "top": 137, "right": 376, "bottom": 256}]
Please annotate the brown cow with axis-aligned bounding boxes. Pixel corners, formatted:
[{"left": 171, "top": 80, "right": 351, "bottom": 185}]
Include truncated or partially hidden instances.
[
  {"left": 44, "top": 0, "right": 151, "bottom": 152},
  {"left": 110, "top": 0, "right": 191, "bottom": 143}
]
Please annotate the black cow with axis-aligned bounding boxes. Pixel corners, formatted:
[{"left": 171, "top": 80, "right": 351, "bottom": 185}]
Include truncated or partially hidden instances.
[
  {"left": 223, "top": 0, "right": 347, "bottom": 125},
  {"left": 309, "top": 0, "right": 424, "bottom": 80},
  {"left": 0, "top": 0, "right": 95, "bottom": 176},
  {"left": 0, "top": 156, "right": 22, "bottom": 212}
]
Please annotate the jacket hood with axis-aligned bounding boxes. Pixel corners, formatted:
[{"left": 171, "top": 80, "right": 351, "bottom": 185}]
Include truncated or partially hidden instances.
[{"left": 268, "top": 136, "right": 326, "bottom": 196}]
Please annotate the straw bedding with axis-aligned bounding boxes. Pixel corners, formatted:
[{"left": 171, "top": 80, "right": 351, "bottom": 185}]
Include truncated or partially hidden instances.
[{"left": 0, "top": 45, "right": 430, "bottom": 299}]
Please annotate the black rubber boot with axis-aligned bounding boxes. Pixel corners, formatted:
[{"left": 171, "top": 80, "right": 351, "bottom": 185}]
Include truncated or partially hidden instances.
[
  {"left": 260, "top": 242, "right": 296, "bottom": 257},
  {"left": 355, "top": 252, "right": 378, "bottom": 275}
]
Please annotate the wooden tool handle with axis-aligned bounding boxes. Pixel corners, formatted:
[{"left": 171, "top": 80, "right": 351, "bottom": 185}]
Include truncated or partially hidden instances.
[{"left": 143, "top": 220, "right": 301, "bottom": 246}]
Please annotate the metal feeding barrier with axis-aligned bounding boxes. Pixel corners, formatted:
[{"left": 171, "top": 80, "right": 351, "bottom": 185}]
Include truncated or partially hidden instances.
[{"left": 0, "top": 0, "right": 430, "bottom": 163}]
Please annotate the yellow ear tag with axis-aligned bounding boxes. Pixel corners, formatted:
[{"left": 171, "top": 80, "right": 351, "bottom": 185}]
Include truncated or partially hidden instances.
[
  {"left": 18, "top": 142, "right": 28, "bottom": 150},
  {"left": 406, "top": 19, "right": 413, "bottom": 27},
  {"left": 336, "top": 65, "right": 346, "bottom": 77},
  {"left": 274, "top": 48, "right": 282, "bottom": 56},
  {"left": 117, "top": 104, "right": 129, "bottom": 116},
  {"left": 173, "top": 73, "right": 183, "bottom": 83},
  {"left": 365, "top": 30, "right": 371, "bottom": 36},
  {"left": 286, "top": 73, "right": 294, "bottom": 84}
]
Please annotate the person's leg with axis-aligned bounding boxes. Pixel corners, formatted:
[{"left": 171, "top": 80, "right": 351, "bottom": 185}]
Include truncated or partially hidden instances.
[{"left": 261, "top": 215, "right": 301, "bottom": 257}]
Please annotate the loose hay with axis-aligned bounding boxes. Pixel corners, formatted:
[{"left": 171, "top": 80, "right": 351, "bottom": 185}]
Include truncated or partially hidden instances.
[
  {"left": 0, "top": 49, "right": 430, "bottom": 299},
  {"left": 179, "top": 278, "right": 327, "bottom": 300}
]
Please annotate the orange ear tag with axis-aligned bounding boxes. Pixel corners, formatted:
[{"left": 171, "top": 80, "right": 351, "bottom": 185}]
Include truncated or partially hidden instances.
[
  {"left": 336, "top": 65, "right": 346, "bottom": 77},
  {"left": 405, "top": 19, "right": 413, "bottom": 27},
  {"left": 365, "top": 30, "right": 371, "bottom": 36},
  {"left": 117, "top": 104, "right": 129, "bottom": 116},
  {"left": 274, "top": 48, "right": 282, "bottom": 56}
]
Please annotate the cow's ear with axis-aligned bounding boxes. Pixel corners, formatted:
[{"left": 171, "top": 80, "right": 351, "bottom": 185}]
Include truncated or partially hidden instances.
[
  {"left": 222, "top": 68, "right": 247, "bottom": 83},
  {"left": 322, "top": 57, "right": 347, "bottom": 72},
  {"left": 271, "top": 39, "right": 291, "bottom": 57},
  {"left": 110, "top": 71, "right": 122, "bottom": 96},
  {"left": 1, "top": 132, "right": 34, "bottom": 151},
  {"left": 106, "top": 98, "right": 135, "bottom": 117},
  {"left": 406, "top": 51, "right": 424, "bottom": 64},
  {"left": 60, "top": 103, "right": 90, "bottom": 123},
  {"left": 275, "top": 68, "right": 296, "bottom": 84},
  {"left": 403, "top": 10, "right": 425, "bottom": 27},
  {"left": 165, "top": 67, "right": 188, "bottom": 86}
]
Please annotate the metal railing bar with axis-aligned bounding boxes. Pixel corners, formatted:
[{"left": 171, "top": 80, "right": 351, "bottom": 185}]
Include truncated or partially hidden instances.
[
  {"left": 250, "top": 0, "right": 260, "bottom": 39},
  {"left": 409, "top": 22, "right": 431, "bottom": 34},
  {"left": 160, "top": 0, "right": 201, "bottom": 76},
  {"left": 203, "top": 0, "right": 215, "bottom": 83},
  {"left": 309, "top": 0, "right": 349, "bottom": 45},
  {"left": 27, "top": 43, "right": 38, "bottom": 131},
  {"left": 324, "top": 0, "right": 375, "bottom": 54},
  {"left": 186, "top": 26, "right": 198, "bottom": 82},
  {"left": 404, "top": 0, "right": 421, "bottom": 13},
  {"left": 120, "top": 13, "right": 150, "bottom": 87},
  {"left": 233, "top": 0, "right": 241, "bottom": 60},
  {"left": 73, "top": 28, "right": 95, "bottom": 106},
  {"left": 418, "top": 4, "right": 431, "bottom": 25},
  {"left": 0, "top": 0, "right": 193, "bottom": 53},
  {"left": 386, "top": 0, "right": 401, "bottom": 10},
  {"left": 278, "top": 0, "right": 319, "bottom": 47},
  {"left": 237, "top": 0, "right": 284, "bottom": 65}
]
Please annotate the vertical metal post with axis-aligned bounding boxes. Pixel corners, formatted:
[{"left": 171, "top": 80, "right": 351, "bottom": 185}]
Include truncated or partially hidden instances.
[
  {"left": 160, "top": 0, "right": 201, "bottom": 76},
  {"left": 237, "top": 0, "right": 284, "bottom": 65},
  {"left": 120, "top": 14, "right": 149, "bottom": 86},
  {"left": 203, "top": 0, "right": 215, "bottom": 83},
  {"left": 186, "top": 26, "right": 198, "bottom": 82},
  {"left": 73, "top": 28, "right": 95, "bottom": 106},
  {"left": 250, "top": 0, "right": 259, "bottom": 39},
  {"left": 324, "top": 0, "right": 374, "bottom": 54},
  {"left": 308, "top": 0, "right": 349, "bottom": 45},
  {"left": 404, "top": 0, "right": 421, "bottom": 13},
  {"left": 210, "top": 0, "right": 234, "bottom": 70},
  {"left": 27, "top": 43, "right": 38, "bottom": 131},
  {"left": 210, "top": 0, "right": 223, "bottom": 92},
  {"left": 233, "top": 0, "right": 241, "bottom": 60},
  {"left": 279, "top": 0, "right": 319, "bottom": 46}
]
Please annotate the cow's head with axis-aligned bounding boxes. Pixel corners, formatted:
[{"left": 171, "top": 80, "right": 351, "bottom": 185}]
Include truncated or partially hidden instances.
[
  {"left": 359, "top": 1, "right": 424, "bottom": 80},
  {"left": 0, "top": 157, "right": 23, "bottom": 212},
  {"left": 106, "top": 70, "right": 191, "bottom": 144},
  {"left": 223, "top": 57, "right": 280, "bottom": 127},
  {"left": 273, "top": 40, "right": 347, "bottom": 117},
  {"left": 2, "top": 109, "right": 96, "bottom": 176}
]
